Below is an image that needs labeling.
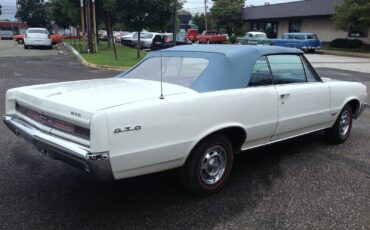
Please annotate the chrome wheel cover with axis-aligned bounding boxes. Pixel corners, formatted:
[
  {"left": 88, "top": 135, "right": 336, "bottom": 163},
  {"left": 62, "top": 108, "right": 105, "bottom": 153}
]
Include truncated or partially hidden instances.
[
  {"left": 199, "top": 145, "right": 228, "bottom": 185},
  {"left": 339, "top": 110, "right": 351, "bottom": 136}
]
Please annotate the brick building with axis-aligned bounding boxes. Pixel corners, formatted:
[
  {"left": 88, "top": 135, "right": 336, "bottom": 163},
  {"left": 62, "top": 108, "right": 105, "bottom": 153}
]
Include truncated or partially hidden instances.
[
  {"left": 242, "top": 0, "right": 370, "bottom": 44},
  {"left": 0, "top": 21, "right": 28, "bottom": 34}
]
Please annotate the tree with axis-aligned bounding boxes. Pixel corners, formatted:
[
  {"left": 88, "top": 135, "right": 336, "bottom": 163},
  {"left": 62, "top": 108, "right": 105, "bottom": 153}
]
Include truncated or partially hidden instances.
[
  {"left": 106, "top": 0, "right": 183, "bottom": 58},
  {"left": 49, "top": 0, "right": 80, "bottom": 28},
  {"left": 333, "top": 0, "right": 370, "bottom": 33},
  {"left": 16, "top": 0, "right": 49, "bottom": 27},
  {"left": 211, "top": 0, "right": 245, "bottom": 35},
  {"left": 0, "top": 4, "right": 2, "bottom": 16},
  {"left": 192, "top": 12, "right": 214, "bottom": 33}
]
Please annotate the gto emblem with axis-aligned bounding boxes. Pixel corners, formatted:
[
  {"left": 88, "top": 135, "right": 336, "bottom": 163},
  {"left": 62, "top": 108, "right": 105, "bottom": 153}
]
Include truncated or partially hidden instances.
[
  {"left": 114, "top": 126, "right": 141, "bottom": 134},
  {"left": 71, "top": 111, "right": 82, "bottom": 117}
]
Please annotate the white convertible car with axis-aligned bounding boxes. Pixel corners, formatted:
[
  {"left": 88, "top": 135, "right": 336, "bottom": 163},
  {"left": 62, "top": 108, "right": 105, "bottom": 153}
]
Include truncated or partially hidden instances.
[{"left": 3, "top": 45, "right": 367, "bottom": 196}]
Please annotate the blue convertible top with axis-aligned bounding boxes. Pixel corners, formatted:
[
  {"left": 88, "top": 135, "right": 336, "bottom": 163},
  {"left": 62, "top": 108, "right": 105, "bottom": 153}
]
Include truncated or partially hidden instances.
[{"left": 126, "top": 45, "right": 303, "bottom": 92}]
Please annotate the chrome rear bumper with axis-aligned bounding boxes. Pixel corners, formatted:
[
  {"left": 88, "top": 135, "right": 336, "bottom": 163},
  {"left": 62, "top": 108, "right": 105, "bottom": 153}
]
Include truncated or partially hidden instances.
[{"left": 2, "top": 115, "right": 114, "bottom": 180}]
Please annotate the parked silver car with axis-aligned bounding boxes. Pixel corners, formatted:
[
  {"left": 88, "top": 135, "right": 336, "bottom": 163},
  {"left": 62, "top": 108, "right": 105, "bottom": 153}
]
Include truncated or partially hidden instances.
[{"left": 0, "top": 30, "right": 14, "bottom": 40}]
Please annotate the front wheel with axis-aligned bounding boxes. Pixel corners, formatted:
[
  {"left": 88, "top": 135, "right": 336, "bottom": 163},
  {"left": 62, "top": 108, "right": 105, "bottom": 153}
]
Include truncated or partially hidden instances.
[
  {"left": 178, "top": 135, "right": 234, "bottom": 197},
  {"left": 18, "top": 39, "right": 24, "bottom": 44},
  {"left": 325, "top": 104, "right": 353, "bottom": 144}
]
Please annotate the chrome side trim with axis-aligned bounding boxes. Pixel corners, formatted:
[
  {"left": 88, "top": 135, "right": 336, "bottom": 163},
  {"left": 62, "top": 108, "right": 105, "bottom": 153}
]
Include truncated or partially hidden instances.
[
  {"left": 354, "top": 103, "right": 367, "bottom": 119},
  {"left": 2, "top": 115, "right": 114, "bottom": 181}
]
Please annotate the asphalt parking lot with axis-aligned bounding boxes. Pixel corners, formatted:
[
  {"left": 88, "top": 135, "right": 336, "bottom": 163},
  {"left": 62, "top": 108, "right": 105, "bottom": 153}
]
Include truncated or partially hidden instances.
[
  {"left": 0, "top": 42, "right": 369, "bottom": 229},
  {"left": 0, "top": 40, "right": 61, "bottom": 57}
]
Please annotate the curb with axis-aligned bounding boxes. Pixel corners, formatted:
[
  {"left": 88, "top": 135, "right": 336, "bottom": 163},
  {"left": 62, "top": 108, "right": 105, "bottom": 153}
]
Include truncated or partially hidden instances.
[
  {"left": 317, "top": 49, "right": 370, "bottom": 59},
  {"left": 63, "top": 42, "right": 129, "bottom": 72}
]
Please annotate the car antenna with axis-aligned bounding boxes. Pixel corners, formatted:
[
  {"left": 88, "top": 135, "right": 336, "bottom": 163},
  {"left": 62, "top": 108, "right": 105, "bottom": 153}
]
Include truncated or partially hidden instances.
[{"left": 159, "top": 51, "right": 165, "bottom": 100}]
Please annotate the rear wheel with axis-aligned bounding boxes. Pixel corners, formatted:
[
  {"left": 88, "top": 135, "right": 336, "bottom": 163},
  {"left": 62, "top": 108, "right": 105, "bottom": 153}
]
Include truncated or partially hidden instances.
[
  {"left": 178, "top": 135, "right": 234, "bottom": 197},
  {"left": 325, "top": 104, "right": 353, "bottom": 144},
  {"left": 17, "top": 39, "right": 24, "bottom": 44}
]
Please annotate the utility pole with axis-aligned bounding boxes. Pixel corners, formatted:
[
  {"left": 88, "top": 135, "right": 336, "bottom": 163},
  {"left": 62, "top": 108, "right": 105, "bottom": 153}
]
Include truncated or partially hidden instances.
[
  {"left": 172, "top": 0, "right": 177, "bottom": 46},
  {"left": 204, "top": 0, "right": 208, "bottom": 31},
  {"left": 87, "top": 0, "right": 93, "bottom": 53},
  {"left": 92, "top": 0, "right": 98, "bottom": 53},
  {"left": 80, "top": 0, "right": 85, "bottom": 52}
]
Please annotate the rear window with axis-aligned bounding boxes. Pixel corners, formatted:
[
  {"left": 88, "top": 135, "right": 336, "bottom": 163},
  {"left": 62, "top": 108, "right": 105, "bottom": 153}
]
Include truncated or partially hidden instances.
[
  {"left": 28, "top": 29, "right": 48, "bottom": 34},
  {"left": 123, "top": 57, "right": 209, "bottom": 88}
]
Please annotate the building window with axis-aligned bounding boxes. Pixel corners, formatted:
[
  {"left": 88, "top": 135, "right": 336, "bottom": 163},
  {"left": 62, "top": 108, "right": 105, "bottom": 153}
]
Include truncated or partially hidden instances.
[
  {"left": 250, "top": 21, "right": 278, "bottom": 38},
  {"left": 289, "top": 20, "right": 301, "bottom": 32}
]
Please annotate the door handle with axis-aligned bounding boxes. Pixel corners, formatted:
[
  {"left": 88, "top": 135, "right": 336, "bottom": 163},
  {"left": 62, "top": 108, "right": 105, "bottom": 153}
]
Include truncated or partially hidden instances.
[{"left": 280, "top": 93, "right": 290, "bottom": 99}]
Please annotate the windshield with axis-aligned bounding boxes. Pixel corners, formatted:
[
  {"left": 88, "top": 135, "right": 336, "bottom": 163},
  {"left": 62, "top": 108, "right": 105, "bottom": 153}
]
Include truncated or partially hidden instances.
[
  {"left": 28, "top": 29, "right": 48, "bottom": 34},
  {"left": 123, "top": 57, "right": 209, "bottom": 88},
  {"left": 306, "top": 34, "right": 318, "bottom": 39}
]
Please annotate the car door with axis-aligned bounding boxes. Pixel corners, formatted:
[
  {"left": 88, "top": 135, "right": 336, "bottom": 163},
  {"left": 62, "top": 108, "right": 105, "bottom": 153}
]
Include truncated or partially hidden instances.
[
  {"left": 268, "top": 54, "right": 332, "bottom": 141},
  {"left": 241, "top": 56, "right": 279, "bottom": 149}
]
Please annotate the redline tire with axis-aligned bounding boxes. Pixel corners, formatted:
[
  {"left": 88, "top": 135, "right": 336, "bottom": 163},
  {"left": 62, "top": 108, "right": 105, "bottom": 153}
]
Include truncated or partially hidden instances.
[
  {"left": 325, "top": 104, "right": 353, "bottom": 144},
  {"left": 178, "top": 135, "right": 234, "bottom": 197}
]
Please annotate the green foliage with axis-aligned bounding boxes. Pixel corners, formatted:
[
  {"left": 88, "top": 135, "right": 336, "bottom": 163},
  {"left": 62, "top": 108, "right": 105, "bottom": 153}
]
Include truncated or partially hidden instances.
[
  {"left": 66, "top": 39, "right": 147, "bottom": 67},
  {"left": 333, "top": 0, "right": 370, "bottom": 32},
  {"left": 49, "top": 0, "right": 80, "bottom": 28},
  {"left": 330, "top": 38, "right": 364, "bottom": 48},
  {"left": 230, "top": 34, "right": 244, "bottom": 44},
  {"left": 211, "top": 0, "right": 245, "bottom": 35},
  {"left": 192, "top": 13, "right": 214, "bottom": 33},
  {"left": 16, "top": 0, "right": 49, "bottom": 27},
  {"left": 105, "top": 0, "right": 183, "bottom": 32}
]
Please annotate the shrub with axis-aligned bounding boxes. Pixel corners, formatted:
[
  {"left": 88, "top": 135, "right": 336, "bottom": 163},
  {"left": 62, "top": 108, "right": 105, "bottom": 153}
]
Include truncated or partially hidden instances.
[
  {"left": 230, "top": 34, "right": 244, "bottom": 44},
  {"left": 330, "top": 38, "right": 363, "bottom": 48}
]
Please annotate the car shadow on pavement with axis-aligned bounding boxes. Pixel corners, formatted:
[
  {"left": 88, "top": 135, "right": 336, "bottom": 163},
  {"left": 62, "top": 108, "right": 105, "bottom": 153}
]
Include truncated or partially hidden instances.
[{"left": 1, "top": 131, "right": 326, "bottom": 229}]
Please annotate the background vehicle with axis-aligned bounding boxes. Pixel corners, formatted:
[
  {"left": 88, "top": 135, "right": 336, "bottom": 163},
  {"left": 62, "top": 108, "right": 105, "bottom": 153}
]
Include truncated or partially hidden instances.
[
  {"left": 120, "top": 32, "right": 137, "bottom": 46},
  {"left": 196, "top": 31, "right": 227, "bottom": 44},
  {"left": 150, "top": 34, "right": 191, "bottom": 50},
  {"left": 15, "top": 32, "right": 63, "bottom": 45},
  {"left": 0, "top": 30, "right": 14, "bottom": 40},
  {"left": 14, "top": 34, "right": 25, "bottom": 44},
  {"left": 236, "top": 32, "right": 271, "bottom": 45},
  {"left": 24, "top": 28, "right": 52, "bottom": 49},
  {"left": 139, "top": 32, "right": 161, "bottom": 49},
  {"left": 271, "top": 32, "right": 322, "bottom": 53},
  {"left": 185, "top": 29, "right": 199, "bottom": 43}
]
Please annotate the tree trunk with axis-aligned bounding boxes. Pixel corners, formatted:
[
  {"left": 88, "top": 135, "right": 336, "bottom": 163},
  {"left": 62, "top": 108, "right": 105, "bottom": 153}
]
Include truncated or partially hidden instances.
[
  {"left": 107, "top": 13, "right": 118, "bottom": 60},
  {"left": 137, "top": 30, "right": 141, "bottom": 59}
]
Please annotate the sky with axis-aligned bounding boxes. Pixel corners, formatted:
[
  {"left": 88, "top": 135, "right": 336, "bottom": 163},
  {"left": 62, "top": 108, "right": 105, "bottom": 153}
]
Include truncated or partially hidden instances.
[
  {"left": 0, "top": 0, "right": 301, "bottom": 21},
  {"left": 0, "top": 0, "right": 17, "bottom": 21}
]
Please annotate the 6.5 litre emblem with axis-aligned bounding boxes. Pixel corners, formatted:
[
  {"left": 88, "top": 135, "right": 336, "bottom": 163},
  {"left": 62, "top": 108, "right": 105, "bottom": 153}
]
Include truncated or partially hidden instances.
[{"left": 114, "top": 126, "right": 142, "bottom": 134}]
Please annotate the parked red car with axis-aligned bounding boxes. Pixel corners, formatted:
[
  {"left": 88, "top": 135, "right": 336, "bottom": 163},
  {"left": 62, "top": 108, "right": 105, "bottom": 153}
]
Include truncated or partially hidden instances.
[
  {"left": 185, "top": 29, "right": 199, "bottom": 43},
  {"left": 196, "top": 31, "right": 227, "bottom": 44}
]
